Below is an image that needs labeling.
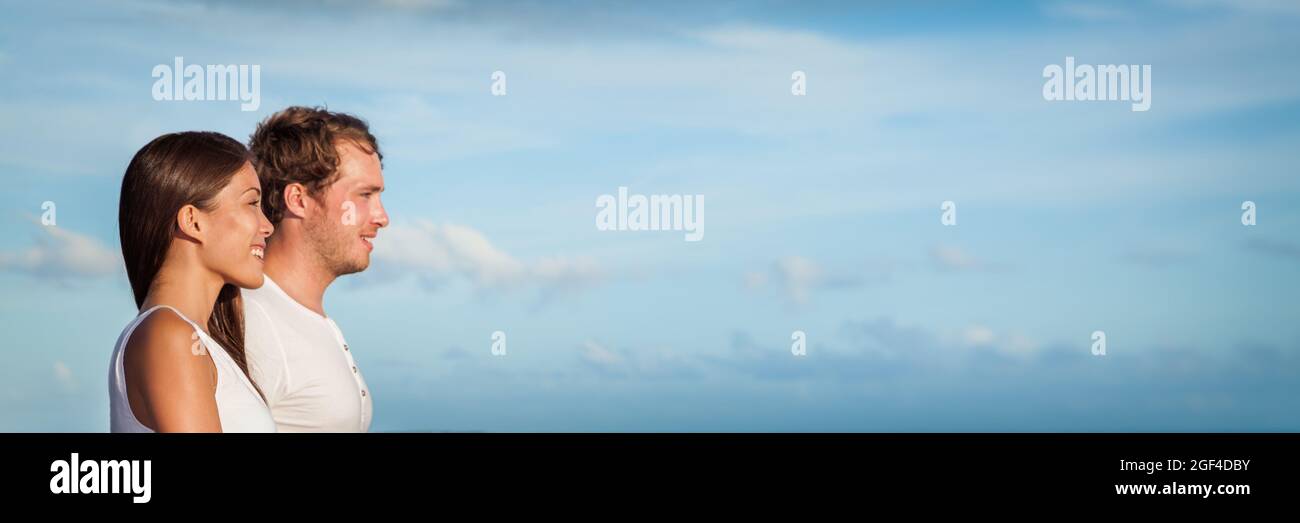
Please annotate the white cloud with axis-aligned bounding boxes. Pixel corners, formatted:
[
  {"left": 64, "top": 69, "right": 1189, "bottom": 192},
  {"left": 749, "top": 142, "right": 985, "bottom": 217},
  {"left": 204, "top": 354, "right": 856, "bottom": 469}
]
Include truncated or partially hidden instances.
[
  {"left": 742, "top": 270, "right": 768, "bottom": 289},
  {"left": 694, "top": 25, "right": 843, "bottom": 51},
  {"left": 371, "top": 220, "right": 604, "bottom": 293},
  {"left": 745, "top": 255, "right": 873, "bottom": 306},
  {"left": 53, "top": 360, "right": 76, "bottom": 393},
  {"left": 960, "top": 325, "right": 1040, "bottom": 359},
  {"left": 717, "top": 318, "right": 1056, "bottom": 383},
  {"left": 0, "top": 222, "right": 120, "bottom": 280},
  {"left": 577, "top": 340, "right": 698, "bottom": 379},
  {"left": 773, "top": 256, "right": 823, "bottom": 305},
  {"left": 930, "top": 245, "right": 1005, "bottom": 272},
  {"left": 580, "top": 340, "right": 624, "bottom": 368},
  {"left": 962, "top": 325, "right": 996, "bottom": 346},
  {"left": 930, "top": 245, "right": 978, "bottom": 270},
  {"left": 1161, "top": 0, "right": 1300, "bottom": 15}
]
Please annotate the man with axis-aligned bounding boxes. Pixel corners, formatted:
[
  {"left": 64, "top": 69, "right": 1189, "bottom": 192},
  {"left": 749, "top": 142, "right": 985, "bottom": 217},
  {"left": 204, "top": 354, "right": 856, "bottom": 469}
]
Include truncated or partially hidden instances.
[{"left": 242, "top": 106, "right": 389, "bottom": 432}]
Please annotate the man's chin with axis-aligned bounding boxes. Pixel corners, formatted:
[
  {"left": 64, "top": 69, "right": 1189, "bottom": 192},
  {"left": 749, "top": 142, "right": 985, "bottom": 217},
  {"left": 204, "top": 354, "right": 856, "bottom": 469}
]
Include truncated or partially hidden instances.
[{"left": 338, "top": 256, "right": 370, "bottom": 276}]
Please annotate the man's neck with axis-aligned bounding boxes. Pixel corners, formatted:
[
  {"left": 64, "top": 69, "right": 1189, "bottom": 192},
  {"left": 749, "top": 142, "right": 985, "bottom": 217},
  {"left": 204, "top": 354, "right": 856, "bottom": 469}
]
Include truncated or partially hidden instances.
[{"left": 262, "top": 239, "right": 335, "bottom": 317}]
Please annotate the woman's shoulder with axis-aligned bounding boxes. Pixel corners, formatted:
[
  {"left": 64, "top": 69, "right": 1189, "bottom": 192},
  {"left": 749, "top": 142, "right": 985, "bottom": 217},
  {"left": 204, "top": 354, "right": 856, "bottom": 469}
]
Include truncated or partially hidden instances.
[{"left": 123, "top": 308, "right": 218, "bottom": 386}]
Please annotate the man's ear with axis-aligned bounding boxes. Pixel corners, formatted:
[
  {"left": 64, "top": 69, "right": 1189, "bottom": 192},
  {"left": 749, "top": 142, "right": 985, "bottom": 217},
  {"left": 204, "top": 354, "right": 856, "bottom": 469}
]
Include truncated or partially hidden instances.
[
  {"left": 175, "top": 204, "right": 205, "bottom": 242},
  {"left": 283, "top": 183, "right": 310, "bottom": 220}
]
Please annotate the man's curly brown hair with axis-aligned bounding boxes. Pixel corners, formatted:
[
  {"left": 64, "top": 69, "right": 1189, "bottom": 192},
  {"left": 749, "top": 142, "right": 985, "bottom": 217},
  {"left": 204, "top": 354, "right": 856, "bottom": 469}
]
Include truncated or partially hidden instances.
[{"left": 248, "top": 106, "right": 382, "bottom": 225}]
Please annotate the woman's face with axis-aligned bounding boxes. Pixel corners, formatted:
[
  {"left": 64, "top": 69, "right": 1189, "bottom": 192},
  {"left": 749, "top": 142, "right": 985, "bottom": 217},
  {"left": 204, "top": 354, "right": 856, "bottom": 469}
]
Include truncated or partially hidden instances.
[{"left": 198, "top": 162, "right": 274, "bottom": 289}]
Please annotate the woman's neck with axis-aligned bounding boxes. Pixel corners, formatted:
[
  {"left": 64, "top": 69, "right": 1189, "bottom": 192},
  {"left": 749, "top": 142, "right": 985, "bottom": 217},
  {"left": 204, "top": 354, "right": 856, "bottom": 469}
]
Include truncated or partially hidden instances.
[{"left": 140, "top": 256, "right": 225, "bottom": 333}]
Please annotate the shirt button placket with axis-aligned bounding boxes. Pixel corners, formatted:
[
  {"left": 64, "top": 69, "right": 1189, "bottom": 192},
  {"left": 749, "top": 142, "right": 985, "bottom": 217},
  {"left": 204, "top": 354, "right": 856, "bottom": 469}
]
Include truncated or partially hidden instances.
[{"left": 341, "top": 341, "right": 364, "bottom": 394}]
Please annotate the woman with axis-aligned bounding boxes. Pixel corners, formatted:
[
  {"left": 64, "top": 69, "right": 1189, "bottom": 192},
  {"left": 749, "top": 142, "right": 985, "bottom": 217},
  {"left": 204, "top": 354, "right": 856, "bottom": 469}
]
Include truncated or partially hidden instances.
[{"left": 109, "top": 131, "right": 276, "bottom": 432}]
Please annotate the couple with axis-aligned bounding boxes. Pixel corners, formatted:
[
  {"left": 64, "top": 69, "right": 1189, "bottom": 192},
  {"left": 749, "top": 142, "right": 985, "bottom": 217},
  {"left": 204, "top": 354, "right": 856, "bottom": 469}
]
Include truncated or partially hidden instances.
[{"left": 107, "top": 107, "right": 388, "bottom": 433}]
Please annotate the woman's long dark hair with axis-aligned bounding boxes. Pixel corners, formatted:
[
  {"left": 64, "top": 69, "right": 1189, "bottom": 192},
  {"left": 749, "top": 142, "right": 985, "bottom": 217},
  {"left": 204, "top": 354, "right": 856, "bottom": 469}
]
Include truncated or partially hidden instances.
[{"left": 118, "top": 131, "right": 258, "bottom": 388}]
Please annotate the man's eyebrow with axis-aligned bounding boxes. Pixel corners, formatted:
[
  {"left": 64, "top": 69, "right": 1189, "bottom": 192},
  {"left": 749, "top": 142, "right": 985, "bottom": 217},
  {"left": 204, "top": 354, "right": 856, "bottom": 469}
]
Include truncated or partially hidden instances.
[{"left": 360, "top": 184, "right": 384, "bottom": 193}]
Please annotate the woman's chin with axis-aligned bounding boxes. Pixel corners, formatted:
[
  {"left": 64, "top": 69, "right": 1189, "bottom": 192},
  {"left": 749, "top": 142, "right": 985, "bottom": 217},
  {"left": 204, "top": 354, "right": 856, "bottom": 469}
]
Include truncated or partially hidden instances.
[{"left": 230, "top": 271, "right": 266, "bottom": 290}]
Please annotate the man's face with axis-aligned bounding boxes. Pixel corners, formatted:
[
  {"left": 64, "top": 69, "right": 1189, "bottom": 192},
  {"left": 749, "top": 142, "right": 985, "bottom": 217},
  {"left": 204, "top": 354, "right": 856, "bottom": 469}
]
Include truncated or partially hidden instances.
[{"left": 304, "top": 140, "right": 388, "bottom": 276}]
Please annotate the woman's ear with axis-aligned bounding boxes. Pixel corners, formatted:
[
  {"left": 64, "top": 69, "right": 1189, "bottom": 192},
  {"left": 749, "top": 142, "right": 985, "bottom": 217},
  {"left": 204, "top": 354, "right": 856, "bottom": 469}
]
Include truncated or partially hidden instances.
[{"left": 175, "top": 204, "right": 205, "bottom": 242}]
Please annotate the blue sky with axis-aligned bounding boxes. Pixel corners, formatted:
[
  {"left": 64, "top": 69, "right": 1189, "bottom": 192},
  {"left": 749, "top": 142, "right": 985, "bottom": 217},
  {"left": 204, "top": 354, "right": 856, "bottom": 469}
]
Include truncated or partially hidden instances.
[{"left": 1, "top": 0, "right": 1297, "bottom": 431}]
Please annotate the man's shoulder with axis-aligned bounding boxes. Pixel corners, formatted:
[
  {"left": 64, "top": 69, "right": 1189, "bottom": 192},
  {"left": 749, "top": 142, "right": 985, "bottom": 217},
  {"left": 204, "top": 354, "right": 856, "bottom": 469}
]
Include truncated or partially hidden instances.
[
  {"left": 241, "top": 281, "right": 273, "bottom": 305},
  {"left": 242, "top": 282, "right": 292, "bottom": 323},
  {"left": 241, "top": 288, "right": 292, "bottom": 397},
  {"left": 241, "top": 289, "right": 284, "bottom": 347}
]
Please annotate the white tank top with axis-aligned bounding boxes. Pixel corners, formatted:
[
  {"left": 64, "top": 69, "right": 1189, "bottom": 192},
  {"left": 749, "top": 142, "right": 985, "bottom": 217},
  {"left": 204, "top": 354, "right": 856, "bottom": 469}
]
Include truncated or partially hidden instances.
[{"left": 108, "top": 305, "right": 277, "bottom": 433}]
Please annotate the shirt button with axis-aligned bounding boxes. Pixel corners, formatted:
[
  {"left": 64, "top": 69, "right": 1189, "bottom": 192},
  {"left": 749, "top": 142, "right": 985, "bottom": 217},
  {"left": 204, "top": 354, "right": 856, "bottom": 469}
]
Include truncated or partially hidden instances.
[
  {"left": 361, "top": 390, "right": 367, "bottom": 397},
  {"left": 344, "top": 344, "right": 350, "bottom": 351},
  {"left": 352, "top": 366, "right": 358, "bottom": 373}
]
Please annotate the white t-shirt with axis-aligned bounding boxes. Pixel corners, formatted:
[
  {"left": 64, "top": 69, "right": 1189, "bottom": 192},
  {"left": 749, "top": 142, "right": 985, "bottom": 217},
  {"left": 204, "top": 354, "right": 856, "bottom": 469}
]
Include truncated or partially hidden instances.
[
  {"left": 109, "top": 305, "right": 277, "bottom": 433},
  {"left": 243, "top": 276, "right": 373, "bottom": 432}
]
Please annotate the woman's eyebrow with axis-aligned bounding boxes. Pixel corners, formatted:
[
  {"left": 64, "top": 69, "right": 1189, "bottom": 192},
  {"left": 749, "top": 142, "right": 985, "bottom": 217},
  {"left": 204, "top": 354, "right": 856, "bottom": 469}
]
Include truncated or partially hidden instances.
[{"left": 243, "top": 187, "right": 262, "bottom": 197}]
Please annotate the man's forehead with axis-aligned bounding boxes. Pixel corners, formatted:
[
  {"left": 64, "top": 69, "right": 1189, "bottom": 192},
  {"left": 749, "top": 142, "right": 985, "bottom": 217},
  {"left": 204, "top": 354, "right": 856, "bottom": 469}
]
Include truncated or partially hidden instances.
[
  {"left": 336, "top": 143, "right": 382, "bottom": 173},
  {"left": 331, "top": 146, "right": 383, "bottom": 192}
]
